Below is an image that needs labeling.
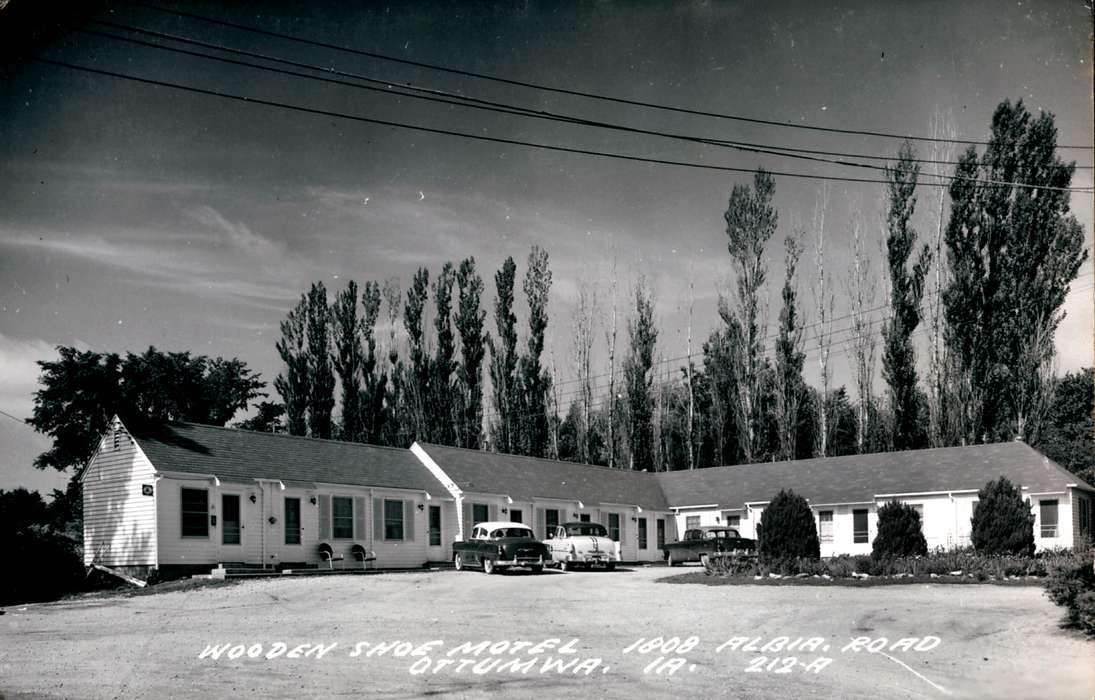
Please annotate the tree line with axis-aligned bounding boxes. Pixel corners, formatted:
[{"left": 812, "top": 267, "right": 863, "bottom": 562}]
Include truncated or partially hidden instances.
[{"left": 264, "top": 99, "right": 1088, "bottom": 477}]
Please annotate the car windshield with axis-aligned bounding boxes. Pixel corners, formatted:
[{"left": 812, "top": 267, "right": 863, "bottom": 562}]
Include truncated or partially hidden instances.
[
  {"left": 566, "top": 524, "right": 608, "bottom": 537},
  {"left": 490, "top": 528, "right": 534, "bottom": 539}
]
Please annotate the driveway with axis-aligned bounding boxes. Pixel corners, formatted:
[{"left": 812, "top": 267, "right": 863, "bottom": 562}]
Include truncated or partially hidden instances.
[{"left": 0, "top": 565, "right": 1090, "bottom": 699}]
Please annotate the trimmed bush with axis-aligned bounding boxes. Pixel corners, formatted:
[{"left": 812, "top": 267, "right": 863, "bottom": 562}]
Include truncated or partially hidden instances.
[
  {"left": 971, "top": 476, "right": 1035, "bottom": 555},
  {"left": 1044, "top": 552, "right": 1095, "bottom": 634},
  {"left": 757, "top": 489, "right": 820, "bottom": 571},
  {"left": 872, "top": 500, "right": 928, "bottom": 558}
]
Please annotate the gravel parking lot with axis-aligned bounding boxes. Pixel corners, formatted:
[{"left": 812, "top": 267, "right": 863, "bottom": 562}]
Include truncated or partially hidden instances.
[{"left": 1, "top": 565, "right": 1091, "bottom": 699}]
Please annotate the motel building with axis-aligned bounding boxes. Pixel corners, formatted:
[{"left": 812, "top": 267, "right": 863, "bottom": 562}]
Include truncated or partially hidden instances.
[{"left": 82, "top": 417, "right": 1094, "bottom": 577}]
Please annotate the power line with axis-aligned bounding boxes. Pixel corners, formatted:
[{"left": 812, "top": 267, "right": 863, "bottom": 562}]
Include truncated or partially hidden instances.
[
  {"left": 130, "top": 1, "right": 1095, "bottom": 151},
  {"left": 30, "top": 57, "right": 1095, "bottom": 193},
  {"left": 83, "top": 21, "right": 1093, "bottom": 173}
]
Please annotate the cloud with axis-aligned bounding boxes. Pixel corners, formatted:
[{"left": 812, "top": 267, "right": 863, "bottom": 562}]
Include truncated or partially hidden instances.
[
  {"left": 0, "top": 334, "right": 56, "bottom": 419},
  {"left": 187, "top": 205, "right": 284, "bottom": 258}
]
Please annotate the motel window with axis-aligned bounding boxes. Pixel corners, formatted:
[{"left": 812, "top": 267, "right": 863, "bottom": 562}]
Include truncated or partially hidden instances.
[
  {"left": 181, "top": 488, "right": 209, "bottom": 538},
  {"left": 819, "top": 511, "right": 834, "bottom": 543},
  {"left": 510, "top": 509, "right": 523, "bottom": 524},
  {"left": 657, "top": 519, "right": 666, "bottom": 548},
  {"left": 472, "top": 503, "right": 489, "bottom": 526},
  {"left": 332, "top": 496, "right": 354, "bottom": 539},
  {"left": 284, "top": 498, "right": 301, "bottom": 545},
  {"left": 852, "top": 509, "right": 869, "bottom": 544},
  {"left": 1040, "top": 500, "right": 1058, "bottom": 538},
  {"left": 579, "top": 513, "right": 591, "bottom": 523},
  {"left": 429, "top": 505, "right": 442, "bottom": 546},
  {"left": 686, "top": 515, "right": 701, "bottom": 530},
  {"left": 608, "top": 513, "right": 621, "bottom": 542},
  {"left": 638, "top": 518, "right": 648, "bottom": 550},
  {"left": 385, "top": 499, "right": 405, "bottom": 541},
  {"left": 721, "top": 512, "right": 741, "bottom": 529}
]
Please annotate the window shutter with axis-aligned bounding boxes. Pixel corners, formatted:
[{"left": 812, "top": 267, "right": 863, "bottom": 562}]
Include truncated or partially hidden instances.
[
  {"left": 600, "top": 511, "right": 608, "bottom": 526},
  {"left": 621, "top": 515, "right": 627, "bottom": 543},
  {"left": 404, "top": 500, "right": 415, "bottom": 541},
  {"left": 463, "top": 501, "right": 472, "bottom": 536},
  {"left": 318, "top": 495, "right": 331, "bottom": 540},
  {"left": 353, "top": 496, "right": 366, "bottom": 541},
  {"left": 489, "top": 503, "right": 498, "bottom": 522},
  {"left": 373, "top": 498, "right": 384, "bottom": 541},
  {"left": 536, "top": 508, "right": 545, "bottom": 539}
]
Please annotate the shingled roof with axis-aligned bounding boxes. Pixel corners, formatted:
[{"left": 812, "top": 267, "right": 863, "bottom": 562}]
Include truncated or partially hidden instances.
[
  {"left": 127, "top": 421, "right": 445, "bottom": 496},
  {"left": 654, "top": 441, "right": 1089, "bottom": 508},
  {"left": 414, "top": 443, "right": 669, "bottom": 510}
]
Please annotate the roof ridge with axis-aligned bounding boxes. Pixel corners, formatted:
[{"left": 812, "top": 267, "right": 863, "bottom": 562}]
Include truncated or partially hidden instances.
[
  {"left": 417, "top": 442, "right": 662, "bottom": 477},
  {"left": 167, "top": 420, "right": 412, "bottom": 454}
]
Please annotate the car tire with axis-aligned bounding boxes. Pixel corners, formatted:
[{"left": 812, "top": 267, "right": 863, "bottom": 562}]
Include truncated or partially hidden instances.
[
  {"left": 483, "top": 558, "right": 495, "bottom": 575},
  {"left": 605, "top": 562, "right": 616, "bottom": 572},
  {"left": 454, "top": 553, "right": 465, "bottom": 571},
  {"left": 667, "top": 552, "right": 677, "bottom": 567},
  {"left": 559, "top": 559, "right": 569, "bottom": 572},
  {"left": 699, "top": 554, "right": 709, "bottom": 569},
  {"left": 530, "top": 565, "right": 543, "bottom": 574}
]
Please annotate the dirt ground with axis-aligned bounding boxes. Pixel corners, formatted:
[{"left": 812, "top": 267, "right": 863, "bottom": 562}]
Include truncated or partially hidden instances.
[{"left": 0, "top": 564, "right": 1091, "bottom": 699}]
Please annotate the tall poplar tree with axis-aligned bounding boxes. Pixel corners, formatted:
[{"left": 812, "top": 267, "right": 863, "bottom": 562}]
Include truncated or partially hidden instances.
[
  {"left": 455, "top": 258, "right": 486, "bottom": 449},
  {"left": 274, "top": 294, "right": 309, "bottom": 436},
  {"left": 944, "top": 100, "right": 1087, "bottom": 443},
  {"left": 882, "top": 142, "right": 931, "bottom": 451},
  {"left": 723, "top": 169, "right": 778, "bottom": 462},
  {"left": 774, "top": 235, "right": 806, "bottom": 461},
  {"left": 360, "top": 281, "right": 386, "bottom": 443},
  {"left": 404, "top": 268, "right": 430, "bottom": 443},
  {"left": 305, "top": 282, "right": 336, "bottom": 439},
  {"left": 431, "top": 263, "right": 456, "bottom": 445},
  {"left": 624, "top": 278, "right": 657, "bottom": 471},
  {"left": 331, "top": 280, "right": 364, "bottom": 441},
  {"left": 520, "top": 245, "right": 553, "bottom": 457},
  {"left": 488, "top": 257, "right": 518, "bottom": 453}
]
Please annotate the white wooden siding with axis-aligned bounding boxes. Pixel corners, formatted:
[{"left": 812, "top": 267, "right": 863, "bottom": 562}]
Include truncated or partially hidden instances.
[{"left": 82, "top": 424, "right": 158, "bottom": 567}]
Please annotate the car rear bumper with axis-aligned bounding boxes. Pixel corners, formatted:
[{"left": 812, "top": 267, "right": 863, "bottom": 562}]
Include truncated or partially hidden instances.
[
  {"left": 496, "top": 557, "right": 546, "bottom": 567},
  {"left": 567, "top": 553, "right": 618, "bottom": 563}
]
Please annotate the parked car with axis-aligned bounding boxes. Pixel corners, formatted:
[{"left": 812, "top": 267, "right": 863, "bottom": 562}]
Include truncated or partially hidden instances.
[
  {"left": 452, "top": 521, "right": 550, "bottom": 574},
  {"left": 663, "top": 526, "right": 756, "bottom": 567},
  {"left": 546, "top": 522, "right": 620, "bottom": 572}
]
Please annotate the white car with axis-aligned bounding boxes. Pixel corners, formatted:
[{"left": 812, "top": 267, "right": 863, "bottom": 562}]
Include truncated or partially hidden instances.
[{"left": 546, "top": 522, "right": 620, "bottom": 572}]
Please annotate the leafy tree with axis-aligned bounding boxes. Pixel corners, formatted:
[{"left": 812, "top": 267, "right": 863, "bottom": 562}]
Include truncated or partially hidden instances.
[
  {"left": 519, "top": 245, "right": 553, "bottom": 457},
  {"left": 944, "top": 100, "right": 1088, "bottom": 443},
  {"left": 331, "top": 280, "right": 365, "bottom": 441},
  {"left": 359, "top": 281, "right": 386, "bottom": 443},
  {"left": 305, "top": 282, "right": 336, "bottom": 439},
  {"left": 0, "top": 488, "right": 84, "bottom": 605},
  {"left": 723, "top": 170, "right": 777, "bottom": 462},
  {"left": 234, "top": 401, "right": 285, "bottom": 433},
  {"left": 381, "top": 277, "right": 407, "bottom": 447},
  {"left": 872, "top": 500, "right": 928, "bottom": 558},
  {"left": 701, "top": 327, "right": 741, "bottom": 466},
  {"left": 488, "top": 257, "right": 519, "bottom": 453},
  {"left": 431, "top": 263, "right": 457, "bottom": 445},
  {"left": 774, "top": 235, "right": 806, "bottom": 460},
  {"left": 624, "top": 278, "right": 657, "bottom": 470},
  {"left": 757, "top": 489, "right": 820, "bottom": 569},
  {"left": 455, "top": 258, "right": 486, "bottom": 449},
  {"left": 275, "top": 295, "right": 309, "bottom": 436},
  {"left": 1037, "top": 368, "right": 1095, "bottom": 485},
  {"left": 29, "top": 346, "right": 264, "bottom": 472},
  {"left": 882, "top": 142, "right": 931, "bottom": 451},
  {"left": 404, "top": 268, "right": 431, "bottom": 442},
  {"left": 971, "top": 476, "right": 1035, "bottom": 555}
]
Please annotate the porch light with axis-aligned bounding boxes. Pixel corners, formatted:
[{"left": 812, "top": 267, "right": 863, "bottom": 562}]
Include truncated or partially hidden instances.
[
  {"left": 310, "top": 496, "right": 317, "bottom": 505},
  {"left": 417, "top": 503, "right": 425, "bottom": 511},
  {"left": 249, "top": 494, "right": 257, "bottom": 503}
]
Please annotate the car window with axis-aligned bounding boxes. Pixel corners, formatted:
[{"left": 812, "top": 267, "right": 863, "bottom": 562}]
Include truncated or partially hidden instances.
[
  {"left": 490, "top": 528, "right": 534, "bottom": 539},
  {"left": 565, "top": 524, "right": 608, "bottom": 537}
]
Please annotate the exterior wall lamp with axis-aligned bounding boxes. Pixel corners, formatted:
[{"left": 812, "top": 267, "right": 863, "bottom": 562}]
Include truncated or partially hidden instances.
[
  {"left": 501, "top": 507, "right": 508, "bottom": 514},
  {"left": 310, "top": 496, "right": 317, "bottom": 505},
  {"left": 249, "top": 493, "right": 257, "bottom": 503},
  {"left": 417, "top": 503, "right": 425, "bottom": 511}
]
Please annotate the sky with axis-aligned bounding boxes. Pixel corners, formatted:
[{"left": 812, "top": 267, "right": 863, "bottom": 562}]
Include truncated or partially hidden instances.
[{"left": 1, "top": 0, "right": 1092, "bottom": 494}]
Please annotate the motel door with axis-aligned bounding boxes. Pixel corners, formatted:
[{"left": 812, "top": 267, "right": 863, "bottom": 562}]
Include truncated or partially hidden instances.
[
  {"left": 221, "top": 493, "right": 242, "bottom": 560},
  {"left": 427, "top": 505, "right": 445, "bottom": 562}
]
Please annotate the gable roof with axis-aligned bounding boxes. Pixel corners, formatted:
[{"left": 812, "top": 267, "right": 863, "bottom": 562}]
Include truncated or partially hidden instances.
[
  {"left": 126, "top": 421, "right": 445, "bottom": 496},
  {"left": 654, "top": 441, "right": 1089, "bottom": 508},
  {"left": 414, "top": 443, "right": 669, "bottom": 510}
]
